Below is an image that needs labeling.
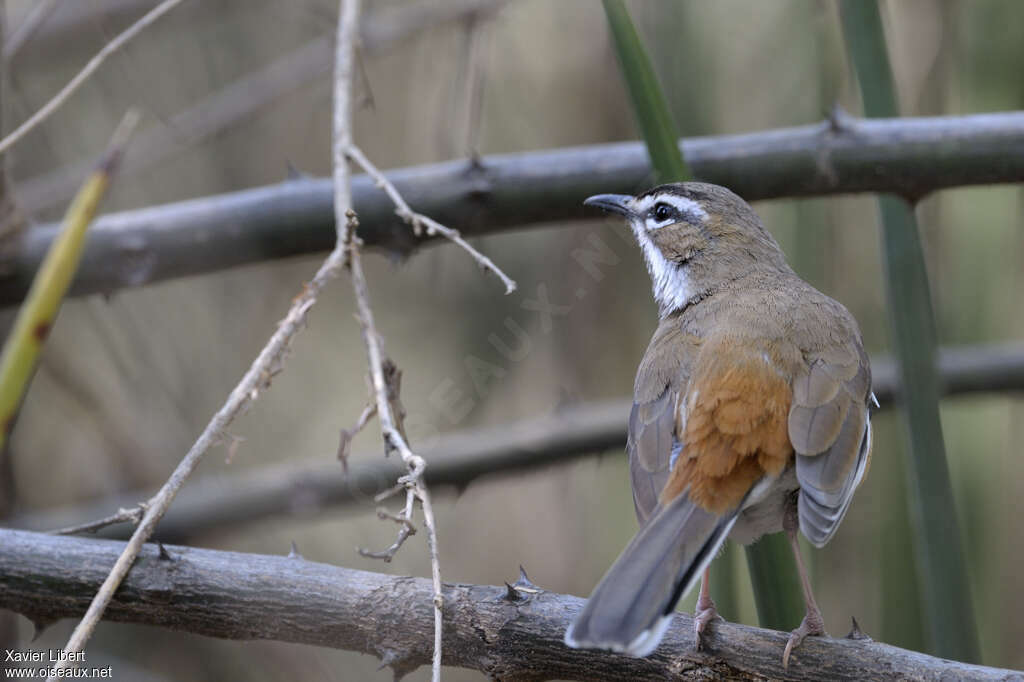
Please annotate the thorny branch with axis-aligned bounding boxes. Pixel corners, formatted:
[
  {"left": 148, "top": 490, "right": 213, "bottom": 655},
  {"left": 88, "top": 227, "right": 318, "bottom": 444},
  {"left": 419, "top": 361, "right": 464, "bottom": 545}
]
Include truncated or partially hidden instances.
[{"left": 3, "top": 529, "right": 1018, "bottom": 682}]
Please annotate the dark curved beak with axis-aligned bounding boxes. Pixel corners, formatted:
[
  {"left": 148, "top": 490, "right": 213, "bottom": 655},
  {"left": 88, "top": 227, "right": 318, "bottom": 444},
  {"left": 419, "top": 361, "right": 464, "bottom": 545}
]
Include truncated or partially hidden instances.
[{"left": 584, "top": 193, "right": 634, "bottom": 218}]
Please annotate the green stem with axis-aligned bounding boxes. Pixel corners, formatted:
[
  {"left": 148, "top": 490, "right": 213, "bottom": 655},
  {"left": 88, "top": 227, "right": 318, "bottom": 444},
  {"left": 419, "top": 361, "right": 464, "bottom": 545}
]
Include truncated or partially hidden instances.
[
  {"left": 745, "top": 534, "right": 804, "bottom": 630},
  {"left": 600, "top": 0, "right": 690, "bottom": 183},
  {"left": 840, "top": 0, "right": 980, "bottom": 662}
]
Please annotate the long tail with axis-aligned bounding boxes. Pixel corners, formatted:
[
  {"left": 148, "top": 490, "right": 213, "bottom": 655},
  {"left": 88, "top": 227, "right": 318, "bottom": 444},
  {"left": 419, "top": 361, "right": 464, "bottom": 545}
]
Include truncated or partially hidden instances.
[{"left": 564, "top": 493, "right": 737, "bottom": 657}]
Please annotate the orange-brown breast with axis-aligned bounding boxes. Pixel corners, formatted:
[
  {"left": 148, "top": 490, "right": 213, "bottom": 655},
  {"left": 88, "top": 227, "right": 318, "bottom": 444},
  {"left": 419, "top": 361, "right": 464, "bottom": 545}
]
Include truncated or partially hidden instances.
[{"left": 660, "top": 339, "right": 794, "bottom": 514}]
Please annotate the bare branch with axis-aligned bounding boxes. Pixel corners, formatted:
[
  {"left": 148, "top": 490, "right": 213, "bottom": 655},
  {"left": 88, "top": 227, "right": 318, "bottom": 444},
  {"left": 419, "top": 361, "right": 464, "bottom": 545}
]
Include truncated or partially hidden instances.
[
  {"left": 0, "top": 0, "right": 186, "bottom": 157},
  {"left": 0, "top": 529, "right": 1016, "bottom": 681},
  {"left": 51, "top": 505, "right": 145, "bottom": 536},
  {"left": 338, "top": 402, "right": 376, "bottom": 471},
  {"left": 343, "top": 209, "right": 444, "bottom": 681},
  {"left": 346, "top": 143, "right": 516, "bottom": 294},
  {"left": 330, "top": 0, "right": 462, "bottom": 673},
  {"left": 13, "top": 341, "right": 1024, "bottom": 543},
  {"left": 6, "top": 111, "right": 1024, "bottom": 306}
]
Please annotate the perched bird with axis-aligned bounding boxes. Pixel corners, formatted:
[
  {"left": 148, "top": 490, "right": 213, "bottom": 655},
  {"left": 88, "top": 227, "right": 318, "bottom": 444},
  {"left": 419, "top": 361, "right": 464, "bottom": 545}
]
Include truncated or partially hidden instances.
[{"left": 565, "top": 182, "right": 874, "bottom": 666}]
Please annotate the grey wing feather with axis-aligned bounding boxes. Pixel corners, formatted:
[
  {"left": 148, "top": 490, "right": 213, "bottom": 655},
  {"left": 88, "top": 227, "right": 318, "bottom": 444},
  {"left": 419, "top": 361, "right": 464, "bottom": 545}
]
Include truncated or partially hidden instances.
[
  {"left": 790, "top": 346, "right": 872, "bottom": 547},
  {"left": 627, "top": 388, "right": 677, "bottom": 524}
]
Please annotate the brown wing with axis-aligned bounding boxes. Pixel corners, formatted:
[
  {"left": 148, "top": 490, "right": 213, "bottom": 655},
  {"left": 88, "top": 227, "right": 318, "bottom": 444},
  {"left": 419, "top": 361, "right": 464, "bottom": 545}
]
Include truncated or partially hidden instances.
[
  {"left": 627, "top": 388, "right": 676, "bottom": 524},
  {"left": 789, "top": 341, "right": 872, "bottom": 547}
]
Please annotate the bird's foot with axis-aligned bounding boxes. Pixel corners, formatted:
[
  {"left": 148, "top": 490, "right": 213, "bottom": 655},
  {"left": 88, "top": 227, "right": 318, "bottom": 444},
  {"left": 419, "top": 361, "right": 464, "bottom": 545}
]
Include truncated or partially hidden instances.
[
  {"left": 693, "top": 595, "right": 719, "bottom": 651},
  {"left": 782, "top": 609, "right": 827, "bottom": 668}
]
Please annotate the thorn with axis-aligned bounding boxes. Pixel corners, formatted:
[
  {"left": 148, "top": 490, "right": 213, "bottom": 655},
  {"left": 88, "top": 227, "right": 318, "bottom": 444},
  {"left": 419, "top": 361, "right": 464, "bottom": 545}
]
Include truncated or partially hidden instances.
[
  {"left": 285, "top": 160, "right": 308, "bottom": 181},
  {"left": 504, "top": 581, "right": 522, "bottom": 602},
  {"left": 31, "top": 616, "right": 56, "bottom": 640},
  {"left": 288, "top": 541, "right": 303, "bottom": 560},
  {"left": 376, "top": 649, "right": 415, "bottom": 681},
  {"left": 157, "top": 542, "right": 172, "bottom": 561},
  {"left": 452, "top": 476, "right": 474, "bottom": 498},
  {"left": 512, "top": 565, "right": 541, "bottom": 594},
  {"left": 516, "top": 565, "right": 535, "bottom": 588},
  {"left": 827, "top": 103, "right": 853, "bottom": 133},
  {"left": 846, "top": 616, "right": 872, "bottom": 641},
  {"left": 377, "top": 649, "right": 397, "bottom": 671},
  {"left": 465, "top": 154, "right": 486, "bottom": 174}
]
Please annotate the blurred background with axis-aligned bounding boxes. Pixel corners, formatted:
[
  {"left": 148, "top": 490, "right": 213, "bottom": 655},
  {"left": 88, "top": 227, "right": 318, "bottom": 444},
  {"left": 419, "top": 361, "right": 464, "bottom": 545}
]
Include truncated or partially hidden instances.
[{"left": 1, "top": 0, "right": 1022, "bottom": 679}]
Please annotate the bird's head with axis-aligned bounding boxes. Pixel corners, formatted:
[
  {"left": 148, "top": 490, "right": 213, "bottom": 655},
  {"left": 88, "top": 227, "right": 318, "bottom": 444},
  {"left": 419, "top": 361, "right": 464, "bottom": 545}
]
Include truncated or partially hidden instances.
[{"left": 584, "top": 182, "right": 790, "bottom": 318}]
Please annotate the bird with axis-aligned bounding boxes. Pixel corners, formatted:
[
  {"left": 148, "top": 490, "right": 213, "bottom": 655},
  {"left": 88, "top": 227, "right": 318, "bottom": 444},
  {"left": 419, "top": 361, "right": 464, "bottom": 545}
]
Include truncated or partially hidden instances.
[{"left": 564, "top": 182, "right": 874, "bottom": 667}]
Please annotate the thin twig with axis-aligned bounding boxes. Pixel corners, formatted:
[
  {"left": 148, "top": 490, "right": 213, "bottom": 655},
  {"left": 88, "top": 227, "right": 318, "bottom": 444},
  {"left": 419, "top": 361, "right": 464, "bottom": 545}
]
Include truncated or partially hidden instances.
[
  {"left": 343, "top": 212, "right": 444, "bottom": 682},
  {"left": 357, "top": 489, "right": 417, "bottom": 561},
  {"left": 42, "top": 1, "right": 356, "bottom": 668},
  {"left": 332, "top": 0, "right": 358, "bottom": 236},
  {"left": 346, "top": 143, "right": 516, "bottom": 294},
  {"left": 337, "top": 402, "right": 376, "bottom": 471},
  {"left": 50, "top": 505, "right": 146, "bottom": 536},
  {"left": 332, "top": 1, "right": 441, "bottom": 676},
  {"left": 0, "top": 0, "right": 186, "bottom": 157}
]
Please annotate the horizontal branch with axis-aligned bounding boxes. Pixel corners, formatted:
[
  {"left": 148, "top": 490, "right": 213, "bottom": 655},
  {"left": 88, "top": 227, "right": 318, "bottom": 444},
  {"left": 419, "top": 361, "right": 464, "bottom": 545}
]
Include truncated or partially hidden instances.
[
  {"left": 4, "top": 111, "right": 1024, "bottom": 305},
  {"left": 12, "top": 342, "right": 1024, "bottom": 542},
  {"left": 0, "top": 529, "right": 1014, "bottom": 681}
]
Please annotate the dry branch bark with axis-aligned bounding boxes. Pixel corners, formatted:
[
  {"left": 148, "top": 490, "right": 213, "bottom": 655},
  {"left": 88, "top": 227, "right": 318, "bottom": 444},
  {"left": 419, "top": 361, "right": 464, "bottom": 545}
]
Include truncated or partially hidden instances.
[
  {"left": 0, "top": 529, "right": 1018, "bottom": 681},
  {"left": 4, "top": 111, "right": 1024, "bottom": 305}
]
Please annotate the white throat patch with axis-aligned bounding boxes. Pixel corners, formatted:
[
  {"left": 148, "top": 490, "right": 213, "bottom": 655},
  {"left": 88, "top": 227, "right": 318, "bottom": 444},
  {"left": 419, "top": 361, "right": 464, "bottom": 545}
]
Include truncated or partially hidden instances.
[{"left": 629, "top": 219, "right": 698, "bottom": 318}]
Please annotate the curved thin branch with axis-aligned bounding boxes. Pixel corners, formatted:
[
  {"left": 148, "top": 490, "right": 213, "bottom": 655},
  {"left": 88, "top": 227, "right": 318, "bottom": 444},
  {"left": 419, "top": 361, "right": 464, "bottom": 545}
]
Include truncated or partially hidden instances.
[
  {"left": 0, "top": 529, "right": 1017, "bottom": 681},
  {"left": 12, "top": 342, "right": 1024, "bottom": 543},
  {"left": 5, "top": 111, "right": 1024, "bottom": 306}
]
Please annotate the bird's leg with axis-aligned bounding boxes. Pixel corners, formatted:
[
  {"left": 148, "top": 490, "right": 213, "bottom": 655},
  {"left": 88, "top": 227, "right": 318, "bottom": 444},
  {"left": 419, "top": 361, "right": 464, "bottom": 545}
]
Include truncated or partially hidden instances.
[
  {"left": 782, "top": 494, "right": 827, "bottom": 668},
  {"left": 693, "top": 566, "right": 719, "bottom": 651}
]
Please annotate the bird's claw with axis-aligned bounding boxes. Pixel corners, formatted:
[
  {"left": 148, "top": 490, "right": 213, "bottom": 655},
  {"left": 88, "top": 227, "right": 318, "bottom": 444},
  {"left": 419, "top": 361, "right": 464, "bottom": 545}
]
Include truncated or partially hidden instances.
[
  {"left": 693, "top": 605, "right": 720, "bottom": 651},
  {"left": 782, "top": 612, "right": 827, "bottom": 668}
]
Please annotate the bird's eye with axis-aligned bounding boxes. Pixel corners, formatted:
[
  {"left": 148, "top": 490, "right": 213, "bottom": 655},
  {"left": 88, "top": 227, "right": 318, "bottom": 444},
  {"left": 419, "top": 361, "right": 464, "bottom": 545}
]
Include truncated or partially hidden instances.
[{"left": 653, "top": 203, "right": 674, "bottom": 222}]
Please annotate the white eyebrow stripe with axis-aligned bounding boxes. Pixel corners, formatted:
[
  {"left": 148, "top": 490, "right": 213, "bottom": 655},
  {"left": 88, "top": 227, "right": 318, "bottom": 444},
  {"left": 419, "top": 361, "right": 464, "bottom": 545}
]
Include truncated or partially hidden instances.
[{"left": 632, "top": 194, "right": 709, "bottom": 224}]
